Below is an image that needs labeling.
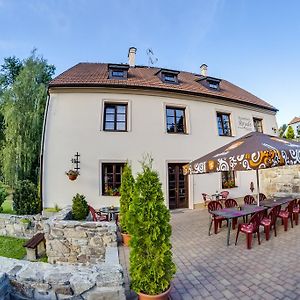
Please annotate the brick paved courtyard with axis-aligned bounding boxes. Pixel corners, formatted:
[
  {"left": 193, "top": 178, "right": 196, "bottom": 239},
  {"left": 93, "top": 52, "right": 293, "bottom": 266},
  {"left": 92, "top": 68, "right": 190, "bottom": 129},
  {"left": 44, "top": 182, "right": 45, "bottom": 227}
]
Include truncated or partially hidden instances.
[{"left": 119, "top": 208, "right": 300, "bottom": 300}]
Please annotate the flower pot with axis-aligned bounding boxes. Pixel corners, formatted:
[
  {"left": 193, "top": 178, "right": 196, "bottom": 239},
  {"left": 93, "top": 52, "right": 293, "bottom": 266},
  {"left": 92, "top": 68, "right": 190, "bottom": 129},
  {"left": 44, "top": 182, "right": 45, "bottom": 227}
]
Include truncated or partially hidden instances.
[
  {"left": 137, "top": 286, "right": 171, "bottom": 300},
  {"left": 68, "top": 174, "right": 78, "bottom": 181},
  {"left": 121, "top": 232, "right": 131, "bottom": 247}
]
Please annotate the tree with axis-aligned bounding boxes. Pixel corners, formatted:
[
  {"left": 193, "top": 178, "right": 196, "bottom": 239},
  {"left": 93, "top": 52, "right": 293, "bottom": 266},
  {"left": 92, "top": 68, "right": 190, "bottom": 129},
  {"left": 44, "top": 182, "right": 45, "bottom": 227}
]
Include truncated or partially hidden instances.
[
  {"left": 128, "top": 157, "right": 176, "bottom": 296},
  {"left": 1, "top": 50, "right": 55, "bottom": 186},
  {"left": 285, "top": 126, "right": 295, "bottom": 140},
  {"left": 278, "top": 124, "right": 287, "bottom": 138},
  {"left": 0, "top": 56, "right": 23, "bottom": 92},
  {"left": 119, "top": 163, "right": 135, "bottom": 234}
]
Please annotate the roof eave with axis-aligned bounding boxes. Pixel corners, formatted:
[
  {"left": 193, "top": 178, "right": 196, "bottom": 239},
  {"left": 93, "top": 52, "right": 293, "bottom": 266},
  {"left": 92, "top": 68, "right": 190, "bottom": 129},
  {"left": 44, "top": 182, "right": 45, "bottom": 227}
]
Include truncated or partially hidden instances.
[{"left": 48, "top": 83, "right": 278, "bottom": 112}]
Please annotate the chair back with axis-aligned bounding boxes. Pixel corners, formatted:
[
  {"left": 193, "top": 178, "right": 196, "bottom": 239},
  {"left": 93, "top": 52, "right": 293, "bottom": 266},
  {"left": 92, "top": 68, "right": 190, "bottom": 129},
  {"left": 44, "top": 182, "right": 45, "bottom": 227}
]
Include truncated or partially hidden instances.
[
  {"left": 244, "top": 195, "right": 256, "bottom": 205},
  {"left": 268, "top": 205, "right": 281, "bottom": 225},
  {"left": 88, "top": 205, "right": 98, "bottom": 221},
  {"left": 208, "top": 201, "right": 222, "bottom": 212},
  {"left": 286, "top": 199, "right": 297, "bottom": 213},
  {"left": 202, "top": 193, "right": 209, "bottom": 201},
  {"left": 225, "top": 198, "right": 238, "bottom": 208},
  {"left": 259, "top": 193, "right": 267, "bottom": 202},
  {"left": 249, "top": 210, "right": 265, "bottom": 232},
  {"left": 220, "top": 191, "right": 229, "bottom": 200}
]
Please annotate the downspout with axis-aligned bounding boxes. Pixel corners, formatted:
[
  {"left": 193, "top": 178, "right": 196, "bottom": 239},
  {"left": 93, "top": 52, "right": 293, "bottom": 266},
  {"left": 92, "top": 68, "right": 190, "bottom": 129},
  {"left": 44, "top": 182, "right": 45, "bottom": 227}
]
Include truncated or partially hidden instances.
[{"left": 39, "top": 89, "right": 51, "bottom": 211}]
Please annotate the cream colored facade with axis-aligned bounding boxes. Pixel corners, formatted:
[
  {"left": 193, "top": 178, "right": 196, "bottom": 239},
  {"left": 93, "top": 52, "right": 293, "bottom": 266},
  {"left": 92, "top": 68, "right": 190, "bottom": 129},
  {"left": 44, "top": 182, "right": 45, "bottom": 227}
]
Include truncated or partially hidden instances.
[{"left": 42, "top": 87, "right": 278, "bottom": 209}]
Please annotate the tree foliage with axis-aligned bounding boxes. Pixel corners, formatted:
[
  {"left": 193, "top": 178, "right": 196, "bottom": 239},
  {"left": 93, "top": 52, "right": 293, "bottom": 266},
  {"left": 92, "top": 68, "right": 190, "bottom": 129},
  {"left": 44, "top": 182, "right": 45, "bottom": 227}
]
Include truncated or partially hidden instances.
[
  {"left": 278, "top": 124, "right": 287, "bottom": 138},
  {"left": 1, "top": 50, "right": 55, "bottom": 186},
  {"left": 128, "top": 157, "right": 176, "bottom": 295},
  {"left": 0, "top": 56, "right": 23, "bottom": 92},
  {"left": 13, "top": 180, "right": 41, "bottom": 215},
  {"left": 0, "top": 182, "right": 8, "bottom": 213},
  {"left": 285, "top": 126, "right": 295, "bottom": 140},
  {"left": 119, "top": 163, "right": 135, "bottom": 234}
]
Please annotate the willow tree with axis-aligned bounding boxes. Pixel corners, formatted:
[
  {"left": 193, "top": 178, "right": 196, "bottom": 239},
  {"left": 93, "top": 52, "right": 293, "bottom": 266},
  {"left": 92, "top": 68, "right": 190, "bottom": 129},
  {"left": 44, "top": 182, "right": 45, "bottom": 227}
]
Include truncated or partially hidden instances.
[{"left": 1, "top": 51, "right": 55, "bottom": 186}]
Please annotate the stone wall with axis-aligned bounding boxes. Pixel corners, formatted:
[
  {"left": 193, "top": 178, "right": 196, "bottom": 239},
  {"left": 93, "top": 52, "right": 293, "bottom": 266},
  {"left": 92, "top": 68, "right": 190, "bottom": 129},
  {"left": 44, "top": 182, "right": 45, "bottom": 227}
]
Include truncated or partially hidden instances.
[
  {"left": 0, "top": 213, "right": 44, "bottom": 239},
  {"left": 45, "top": 207, "right": 117, "bottom": 265},
  {"left": 0, "top": 256, "right": 125, "bottom": 299},
  {"left": 260, "top": 165, "right": 300, "bottom": 197}
]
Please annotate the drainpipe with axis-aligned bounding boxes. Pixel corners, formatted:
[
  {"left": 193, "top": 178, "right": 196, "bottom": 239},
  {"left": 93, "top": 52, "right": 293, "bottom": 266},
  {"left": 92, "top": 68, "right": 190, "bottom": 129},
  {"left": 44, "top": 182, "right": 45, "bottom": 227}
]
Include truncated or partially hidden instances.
[{"left": 39, "top": 89, "right": 51, "bottom": 211}]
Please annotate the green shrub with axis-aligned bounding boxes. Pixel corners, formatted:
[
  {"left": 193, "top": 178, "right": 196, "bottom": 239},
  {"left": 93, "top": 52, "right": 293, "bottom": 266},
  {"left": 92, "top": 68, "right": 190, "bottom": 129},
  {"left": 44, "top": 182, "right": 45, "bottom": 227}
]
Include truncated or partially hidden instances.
[
  {"left": 13, "top": 180, "right": 40, "bottom": 215},
  {"left": 119, "top": 163, "right": 135, "bottom": 233},
  {"left": 72, "top": 193, "right": 89, "bottom": 220},
  {"left": 128, "top": 157, "right": 176, "bottom": 295},
  {"left": 285, "top": 126, "right": 295, "bottom": 140},
  {"left": 0, "top": 182, "right": 8, "bottom": 213}
]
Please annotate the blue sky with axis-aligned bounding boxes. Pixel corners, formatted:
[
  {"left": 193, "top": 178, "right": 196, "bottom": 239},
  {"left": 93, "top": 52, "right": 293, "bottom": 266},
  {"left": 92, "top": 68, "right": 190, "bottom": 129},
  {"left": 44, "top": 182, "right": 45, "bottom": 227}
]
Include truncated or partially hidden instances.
[{"left": 0, "top": 0, "right": 299, "bottom": 125}]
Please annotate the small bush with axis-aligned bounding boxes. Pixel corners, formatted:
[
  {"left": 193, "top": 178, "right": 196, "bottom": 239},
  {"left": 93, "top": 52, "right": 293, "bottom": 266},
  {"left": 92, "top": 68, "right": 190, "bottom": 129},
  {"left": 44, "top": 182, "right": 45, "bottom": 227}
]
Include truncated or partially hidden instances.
[
  {"left": 72, "top": 193, "right": 89, "bottom": 220},
  {"left": 13, "top": 180, "right": 40, "bottom": 215},
  {"left": 0, "top": 182, "right": 8, "bottom": 213}
]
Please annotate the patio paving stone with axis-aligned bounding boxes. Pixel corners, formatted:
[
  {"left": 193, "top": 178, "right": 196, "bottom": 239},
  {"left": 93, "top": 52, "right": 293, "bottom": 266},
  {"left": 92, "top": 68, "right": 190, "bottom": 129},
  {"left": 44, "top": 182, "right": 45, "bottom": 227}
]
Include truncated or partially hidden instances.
[{"left": 119, "top": 208, "right": 300, "bottom": 299}]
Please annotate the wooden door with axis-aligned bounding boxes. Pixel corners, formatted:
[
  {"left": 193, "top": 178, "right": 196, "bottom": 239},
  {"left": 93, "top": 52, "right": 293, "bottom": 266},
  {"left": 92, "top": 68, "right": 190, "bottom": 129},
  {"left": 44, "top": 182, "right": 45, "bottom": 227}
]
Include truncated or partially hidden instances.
[{"left": 168, "top": 163, "right": 189, "bottom": 209}]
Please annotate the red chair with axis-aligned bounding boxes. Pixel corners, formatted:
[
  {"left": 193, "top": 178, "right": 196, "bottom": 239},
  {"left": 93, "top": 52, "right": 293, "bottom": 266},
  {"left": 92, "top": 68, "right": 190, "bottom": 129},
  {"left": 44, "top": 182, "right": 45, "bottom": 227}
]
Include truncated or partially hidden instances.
[
  {"left": 259, "top": 193, "right": 267, "bottom": 202},
  {"left": 293, "top": 199, "right": 300, "bottom": 225},
  {"left": 235, "top": 210, "right": 265, "bottom": 249},
  {"left": 278, "top": 199, "right": 297, "bottom": 231},
  {"left": 260, "top": 205, "right": 281, "bottom": 240},
  {"left": 220, "top": 191, "right": 229, "bottom": 201},
  {"left": 202, "top": 193, "right": 212, "bottom": 207},
  {"left": 208, "top": 201, "right": 226, "bottom": 235},
  {"left": 244, "top": 195, "right": 256, "bottom": 205},
  {"left": 225, "top": 198, "right": 238, "bottom": 230},
  {"left": 88, "top": 205, "right": 108, "bottom": 222}
]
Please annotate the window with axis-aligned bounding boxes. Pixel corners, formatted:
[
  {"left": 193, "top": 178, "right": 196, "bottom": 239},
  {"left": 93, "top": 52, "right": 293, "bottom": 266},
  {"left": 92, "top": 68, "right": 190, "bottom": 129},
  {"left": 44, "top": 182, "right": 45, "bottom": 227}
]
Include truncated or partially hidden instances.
[
  {"left": 217, "top": 112, "right": 232, "bottom": 136},
  {"left": 102, "top": 163, "right": 125, "bottom": 196},
  {"left": 197, "top": 76, "right": 221, "bottom": 90},
  {"left": 221, "top": 171, "right": 236, "bottom": 189},
  {"left": 108, "top": 64, "right": 128, "bottom": 80},
  {"left": 158, "top": 69, "right": 180, "bottom": 84},
  {"left": 166, "top": 107, "right": 186, "bottom": 133},
  {"left": 103, "top": 103, "right": 127, "bottom": 131},
  {"left": 253, "top": 118, "right": 263, "bottom": 133},
  {"left": 208, "top": 81, "right": 219, "bottom": 89}
]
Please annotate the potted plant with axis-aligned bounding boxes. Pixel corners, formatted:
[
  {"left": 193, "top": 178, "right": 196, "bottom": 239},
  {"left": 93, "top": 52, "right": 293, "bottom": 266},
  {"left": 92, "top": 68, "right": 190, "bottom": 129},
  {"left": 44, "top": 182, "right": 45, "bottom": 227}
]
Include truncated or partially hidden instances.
[
  {"left": 65, "top": 170, "right": 79, "bottom": 181},
  {"left": 128, "top": 157, "right": 176, "bottom": 300},
  {"left": 119, "top": 163, "right": 135, "bottom": 246}
]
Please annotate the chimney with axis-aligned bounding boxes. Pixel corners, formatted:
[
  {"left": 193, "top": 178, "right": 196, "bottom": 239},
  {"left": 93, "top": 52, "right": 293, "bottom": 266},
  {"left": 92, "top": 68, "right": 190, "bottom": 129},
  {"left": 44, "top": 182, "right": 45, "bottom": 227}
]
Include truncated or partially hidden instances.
[
  {"left": 128, "top": 47, "right": 137, "bottom": 67},
  {"left": 200, "top": 64, "right": 208, "bottom": 76}
]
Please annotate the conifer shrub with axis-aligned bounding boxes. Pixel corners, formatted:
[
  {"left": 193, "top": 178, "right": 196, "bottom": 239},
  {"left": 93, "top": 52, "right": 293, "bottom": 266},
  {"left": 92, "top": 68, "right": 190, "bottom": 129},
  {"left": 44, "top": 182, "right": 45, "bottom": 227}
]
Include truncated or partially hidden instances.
[
  {"left": 285, "top": 126, "right": 295, "bottom": 140},
  {"left": 119, "top": 163, "right": 135, "bottom": 233},
  {"left": 72, "top": 193, "right": 89, "bottom": 220},
  {"left": 13, "top": 180, "right": 40, "bottom": 215},
  {"left": 128, "top": 157, "right": 176, "bottom": 295}
]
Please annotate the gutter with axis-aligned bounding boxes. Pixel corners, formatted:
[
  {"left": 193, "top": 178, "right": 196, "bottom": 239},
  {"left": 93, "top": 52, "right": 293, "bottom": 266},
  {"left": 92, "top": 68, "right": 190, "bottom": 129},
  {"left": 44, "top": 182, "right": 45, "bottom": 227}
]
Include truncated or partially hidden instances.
[{"left": 39, "top": 89, "right": 51, "bottom": 210}]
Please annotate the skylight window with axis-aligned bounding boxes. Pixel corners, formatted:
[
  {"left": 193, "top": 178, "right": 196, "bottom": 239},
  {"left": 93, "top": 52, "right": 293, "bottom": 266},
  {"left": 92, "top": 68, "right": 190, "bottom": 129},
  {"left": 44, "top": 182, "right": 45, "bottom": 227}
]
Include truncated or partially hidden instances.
[
  {"left": 197, "top": 76, "right": 221, "bottom": 91},
  {"left": 164, "top": 74, "right": 177, "bottom": 83},
  {"left": 209, "top": 81, "right": 219, "bottom": 89},
  {"left": 111, "top": 70, "right": 124, "bottom": 78},
  {"left": 157, "top": 69, "right": 180, "bottom": 84}
]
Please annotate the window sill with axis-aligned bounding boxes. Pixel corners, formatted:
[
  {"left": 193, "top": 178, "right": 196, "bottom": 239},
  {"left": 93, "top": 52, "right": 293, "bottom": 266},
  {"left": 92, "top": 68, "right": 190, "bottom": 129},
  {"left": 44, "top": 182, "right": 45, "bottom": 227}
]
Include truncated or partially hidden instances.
[
  {"left": 218, "top": 134, "right": 234, "bottom": 137},
  {"left": 166, "top": 132, "right": 189, "bottom": 135},
  {"left": 222, "top": 186, "right": 238, "bottom": 189},
  {"left": 102, "top": 194, "right": 121, "bottom": 197},
  {"left": 103, "top": 130, "right": 128, "bottom": 133}
]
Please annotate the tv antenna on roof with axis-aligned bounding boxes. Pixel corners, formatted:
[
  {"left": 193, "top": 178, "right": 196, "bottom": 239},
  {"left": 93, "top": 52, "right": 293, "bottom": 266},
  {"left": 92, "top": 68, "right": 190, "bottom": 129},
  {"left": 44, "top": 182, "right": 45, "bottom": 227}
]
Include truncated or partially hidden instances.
[{"left": 146, "top": 48, "right": 158, "bottom": 67}]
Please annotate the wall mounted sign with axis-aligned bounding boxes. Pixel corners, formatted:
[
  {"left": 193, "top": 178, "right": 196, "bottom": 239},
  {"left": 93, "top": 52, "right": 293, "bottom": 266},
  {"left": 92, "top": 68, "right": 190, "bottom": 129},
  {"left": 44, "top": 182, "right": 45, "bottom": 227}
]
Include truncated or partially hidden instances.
[{"left": 237, "top": 117, "right": 253, "bottom": 131}]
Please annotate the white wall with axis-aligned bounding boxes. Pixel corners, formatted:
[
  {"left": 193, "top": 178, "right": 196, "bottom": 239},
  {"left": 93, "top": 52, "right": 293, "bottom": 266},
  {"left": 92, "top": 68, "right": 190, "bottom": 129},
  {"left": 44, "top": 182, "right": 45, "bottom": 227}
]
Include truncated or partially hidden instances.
[{"left": 42, "top": 89, "right": 278, "bottom": 209}]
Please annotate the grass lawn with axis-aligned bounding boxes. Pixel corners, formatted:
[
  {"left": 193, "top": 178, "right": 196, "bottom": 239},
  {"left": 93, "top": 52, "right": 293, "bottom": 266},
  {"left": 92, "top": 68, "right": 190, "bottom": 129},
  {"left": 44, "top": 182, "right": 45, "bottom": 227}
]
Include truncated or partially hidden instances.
[
  {"left": 1, "top": 199, "right": 15, "bottom": 214},
  {"left": 0, "top": 235, "right": 27, "bottom": 259}
]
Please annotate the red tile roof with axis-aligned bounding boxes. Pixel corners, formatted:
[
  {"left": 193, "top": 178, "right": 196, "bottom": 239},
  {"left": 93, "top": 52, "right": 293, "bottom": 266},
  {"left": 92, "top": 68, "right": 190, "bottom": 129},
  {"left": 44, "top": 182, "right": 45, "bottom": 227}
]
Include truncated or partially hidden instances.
[
  {"left": 289, "top": 117, "right": 300, "bottom": 125},
  {"left": 49, "top": 63, "right": 277, "bottom": 112}
]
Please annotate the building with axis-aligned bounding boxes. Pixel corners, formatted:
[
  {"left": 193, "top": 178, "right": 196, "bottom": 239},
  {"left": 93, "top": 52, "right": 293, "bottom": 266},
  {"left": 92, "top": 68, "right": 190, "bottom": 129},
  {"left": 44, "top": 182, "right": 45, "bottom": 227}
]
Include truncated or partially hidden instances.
[
  {"left": 41, "top": 47, "right": 278, "bottom": 209},
  {"left": 285, "top": 117, "right": 300, "bottom": 137}
]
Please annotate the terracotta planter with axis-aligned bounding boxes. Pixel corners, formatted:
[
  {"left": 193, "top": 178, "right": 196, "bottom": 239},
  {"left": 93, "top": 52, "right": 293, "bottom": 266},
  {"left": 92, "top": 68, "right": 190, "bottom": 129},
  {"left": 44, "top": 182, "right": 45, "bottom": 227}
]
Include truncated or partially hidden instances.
[
  {"left": 68, "top": 174, "right": 78, "bottom": 181},
  {"left": 121, "top": 232, "right": 131, "bottom": 246},
  {"left": 138, "top": 286, "right": 171, "bottom": 300}
]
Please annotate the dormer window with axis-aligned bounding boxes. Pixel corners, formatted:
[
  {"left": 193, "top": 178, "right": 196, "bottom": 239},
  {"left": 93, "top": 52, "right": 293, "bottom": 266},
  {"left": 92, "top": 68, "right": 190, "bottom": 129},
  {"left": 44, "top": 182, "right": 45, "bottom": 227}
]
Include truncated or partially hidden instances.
[
  {"left": 197, "top": 76, "right": 221, "bottom": 90},
  {"left": 108, "top": 64, "right": 129, "bottom": 80},
  {"left": 157, "top": 69, "right": 180, "bottom": 84}
]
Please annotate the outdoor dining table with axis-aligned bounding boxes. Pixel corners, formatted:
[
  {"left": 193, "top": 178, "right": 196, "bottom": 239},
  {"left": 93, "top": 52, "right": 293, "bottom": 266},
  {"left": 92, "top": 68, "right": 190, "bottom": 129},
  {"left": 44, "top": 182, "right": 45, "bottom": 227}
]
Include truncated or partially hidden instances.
[
  {"left": 100, "top": 206, "right": 120, "bottom": 221},
  {"left": 210, "top": 205, "right": 266, "bottom": 246},
  {"left": 259, "top": 196, "right": 294, "bottom": 208}
]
